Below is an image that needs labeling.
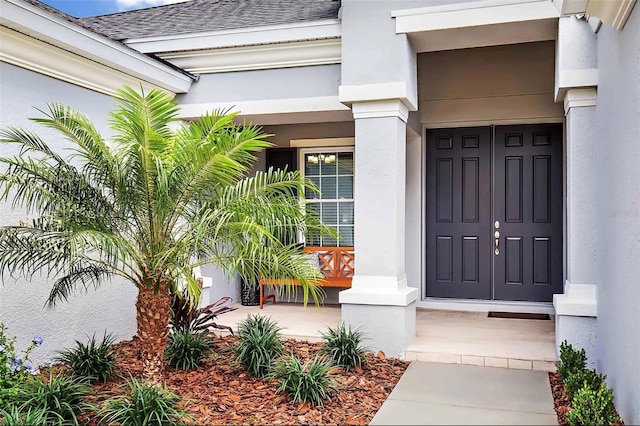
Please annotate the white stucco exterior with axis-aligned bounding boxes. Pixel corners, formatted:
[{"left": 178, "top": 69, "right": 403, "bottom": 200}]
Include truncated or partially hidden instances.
[
  {"left": 0, "top": 62, "right": 138, "bottom": 366},
  {"left": 0, "top": 0, "right": 638, "bottom": 421}
]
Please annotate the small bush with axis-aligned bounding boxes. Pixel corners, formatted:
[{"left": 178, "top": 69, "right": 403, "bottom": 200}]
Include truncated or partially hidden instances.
[
  {"left": 166, "top": 330, "right": 213, "bottom": 371},
  {"left": 99, "top": 378, "right": 190, "bottom": 426},
  {"left": 565, "top": 368, "right": 606, "bottom": 399},
  {"left": 235, "top": 314, "right": 283, "bottom": 377},
  {"left": 0, "top": 323, "right": 43, "bottom": 406},
  {"left": 567, "top": 384, "right": 620, "bottom": 426},
  {"left": 271, "top": 355, "right": 338, "bottom": 406},
  {"left": 14, "top": 374, "right": 90, "bottom": 426},
  {"left": 320, "top": 323, "right": 368, "bottom": 371},
  {"left": 55, "top": 332, "right": 116, "bottom": 384},
  {"left": 0, "top": 405, "right": 52, "bottom": 426},
  {"left": 172, "top": 293, "right": 237, "bottom": 334},
  {"left": 557, "top": 340, "right": 587, "bottom": 381}
]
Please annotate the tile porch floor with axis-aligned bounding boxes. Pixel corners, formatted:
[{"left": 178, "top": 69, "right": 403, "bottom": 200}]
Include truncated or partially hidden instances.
[{"left": 220, "top": 303, "right": 557, "bottom": 371}]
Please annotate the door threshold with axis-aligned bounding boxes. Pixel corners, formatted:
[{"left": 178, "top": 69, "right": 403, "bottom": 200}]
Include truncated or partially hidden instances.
[{"left": 417, "top": 297, "right": 555, "bottom": 315}]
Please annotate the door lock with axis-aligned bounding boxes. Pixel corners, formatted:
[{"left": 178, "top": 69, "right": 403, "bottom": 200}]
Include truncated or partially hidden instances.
[{"left": 494, "top": 221, "right": 500, "bottom": 229}]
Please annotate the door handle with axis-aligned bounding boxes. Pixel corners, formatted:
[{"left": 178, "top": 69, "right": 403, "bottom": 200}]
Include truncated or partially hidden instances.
[{"left": 494, "top": 231, "right": 500, "bottom": 255}]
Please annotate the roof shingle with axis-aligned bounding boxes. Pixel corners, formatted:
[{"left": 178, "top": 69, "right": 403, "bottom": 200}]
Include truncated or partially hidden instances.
[{"left": 80, "top": 0, "right": 341, "bottom": 41}]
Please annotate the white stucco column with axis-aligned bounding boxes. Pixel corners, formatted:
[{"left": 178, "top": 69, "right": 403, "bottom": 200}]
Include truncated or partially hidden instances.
[
  {"left": 553, "top": 16, "right": 599, "bottom": 366},
  {"left": 554, "top": 88, "right": 599, "bottom": 365},
  {"left": 552, "top": 14, "right": 601, "bottom": 364},
  {"left": 338, "top": 99, "right": 418, "bottom": 357}
]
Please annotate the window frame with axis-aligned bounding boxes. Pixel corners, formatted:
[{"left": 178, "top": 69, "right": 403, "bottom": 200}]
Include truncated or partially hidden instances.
[{"left": 299, "top": 146, "right": 355, "bottom": 248}]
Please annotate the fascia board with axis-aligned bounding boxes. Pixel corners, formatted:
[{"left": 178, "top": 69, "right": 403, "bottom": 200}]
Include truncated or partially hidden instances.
[
  {"left": 125, "top": 19, "right": 342, "bottom": 54},
  {"left": 1, "top": 0, "right": 193, "bottom": 93},
  {"left": 158, "top": 39, "right": 341, "bottom": 74},
  {"left": 177, "top": 96, "right": 349, "bottom": 120}
]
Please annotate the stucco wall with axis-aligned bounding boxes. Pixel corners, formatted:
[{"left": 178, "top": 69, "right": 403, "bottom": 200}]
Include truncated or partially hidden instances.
[
  {"left": 0, "top": 62, "right": 137, "bottom": 366},
  {"left": 418, "top": 42, "right": 564, "bottom": 126},
  {"left": 174, "top": 64, "right": 341, "bottom": 105},
  {"left": 593, "top": 6, "right": 640, "bottom": 424}
]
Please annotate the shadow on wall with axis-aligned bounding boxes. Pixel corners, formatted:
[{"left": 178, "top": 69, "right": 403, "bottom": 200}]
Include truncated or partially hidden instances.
[
  {"left": 200, "top": 263, "right": 241, "bottom": 307},
  {"left": 0, "top": 276, "right": 137, "bottom": 367}
]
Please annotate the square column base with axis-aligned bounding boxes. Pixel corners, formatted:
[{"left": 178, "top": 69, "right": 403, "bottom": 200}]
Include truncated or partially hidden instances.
[
  {"left": 342, "top": 301, "right": 416, "bottom": 358},
  {"left": 554, "top": 283, "right": 598, "bottom": 368}
]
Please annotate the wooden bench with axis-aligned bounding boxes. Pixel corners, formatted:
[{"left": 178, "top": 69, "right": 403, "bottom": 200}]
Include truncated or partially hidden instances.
[{"left": 259, "top": 246, "right": 354, "bottom": 309}]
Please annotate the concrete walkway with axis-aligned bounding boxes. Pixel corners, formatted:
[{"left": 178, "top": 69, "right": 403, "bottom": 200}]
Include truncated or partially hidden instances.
[{"left": 370, "top": 362, "right": 557, "bottom": 425}]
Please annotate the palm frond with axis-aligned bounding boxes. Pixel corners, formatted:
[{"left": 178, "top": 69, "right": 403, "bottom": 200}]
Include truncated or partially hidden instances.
[{"left": 47, "top": 262, "right": 112, "bottom": 307}]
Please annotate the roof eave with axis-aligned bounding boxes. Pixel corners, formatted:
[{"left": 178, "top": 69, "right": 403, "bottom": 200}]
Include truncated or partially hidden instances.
[
  {"left": 1, "top": 0, "right": 194, "bottom": 94},
  {"left": 123, "top": 19, "right": 342, "bottom": 54}
]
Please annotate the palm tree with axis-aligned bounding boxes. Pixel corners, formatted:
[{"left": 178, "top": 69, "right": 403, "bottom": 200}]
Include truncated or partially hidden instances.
[{"left": 0, "top": 87, "right": 325, "bottom": 383}]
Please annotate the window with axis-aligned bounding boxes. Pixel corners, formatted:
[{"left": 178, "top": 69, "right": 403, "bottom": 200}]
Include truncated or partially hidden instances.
[{"left": 302, "top": 149, "right": 354, "bottom": 247}]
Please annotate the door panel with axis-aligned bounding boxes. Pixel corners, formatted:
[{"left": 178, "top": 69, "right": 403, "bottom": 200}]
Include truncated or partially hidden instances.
[
  {"left": 493, "top": 124, "right": 563, "bottom": 302},
  {"left": 426, "top": 127, "right": 492, "bottom": 299}
]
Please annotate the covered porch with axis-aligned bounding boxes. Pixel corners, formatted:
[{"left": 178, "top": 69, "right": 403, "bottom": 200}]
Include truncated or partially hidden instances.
[{"left": 219, "top": 303, "right": 557, "bottom": 371}]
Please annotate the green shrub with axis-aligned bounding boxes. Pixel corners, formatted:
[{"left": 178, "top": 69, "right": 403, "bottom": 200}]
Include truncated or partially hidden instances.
[
  {"left": 557, "top": 340, "right": 587, "bottom": 381},
  {"left": 165, "top": 330, "right": 213, "bottom": 371},
  {"left": 320, "top": 323, "right": 368, "bottom": 371},
  {"left": 99, "top": 378, "right": 190, "bottom": 426},
  {"left": 565, "top": 368, "right": 606, "bottom": 399},
  {"left": 14, "top": 374, "right": 90, "bottom": 426},
  {"left": 234, "top": 314, "right": 283, "bottom": 378},
  {"left": 0, "top": 323, "right": 43, "bottom": 406},
  {"left": 0, "top": 405, "right": 52, "bottom": 426},
  {"left": 55, "top": 332, "right": 116, "bottom": 384},
  {"left": 567, "top": 384, "right": 620, "bottom": 426},
  {"left": 271, "top": 354, "right": 338, "bottom": 406}
]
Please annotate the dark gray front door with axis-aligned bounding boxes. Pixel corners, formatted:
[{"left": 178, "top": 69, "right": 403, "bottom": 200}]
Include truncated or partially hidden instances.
[
  {"left": 426, "top": 124, "right": 563, "bottom": 302},
  {"left": 426, "top": 127, "right": 492, "bottom": 299}
]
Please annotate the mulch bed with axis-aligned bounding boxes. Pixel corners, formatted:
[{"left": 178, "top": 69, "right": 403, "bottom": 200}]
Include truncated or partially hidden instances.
[
  {"left": 548, "top": 371, "right": 625, "bottom": 426},
  {"left": 549, "top": 371, "right": 571, "bottom": 426},
  {"left": 81, "top": 335, "right": 409, "bottom": 425}
]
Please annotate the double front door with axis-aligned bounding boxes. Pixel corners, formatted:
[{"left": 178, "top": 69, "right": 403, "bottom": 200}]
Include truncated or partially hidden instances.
[{"left": 426, "top": 124, "right": 563, "bottom": 302}]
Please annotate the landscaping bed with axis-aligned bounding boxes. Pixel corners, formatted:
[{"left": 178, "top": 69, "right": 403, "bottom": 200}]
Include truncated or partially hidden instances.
[
  {"left": 549, "top": 371, "right": 625, "bottom": 426},
  {"left": 80, "top": 335, "right": 408, "bottom": 425}
]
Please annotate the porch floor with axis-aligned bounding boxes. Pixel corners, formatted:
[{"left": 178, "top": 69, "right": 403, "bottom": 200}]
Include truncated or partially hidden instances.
[{"left": 219, "top": 303, "right": 557, "bottom": 371}]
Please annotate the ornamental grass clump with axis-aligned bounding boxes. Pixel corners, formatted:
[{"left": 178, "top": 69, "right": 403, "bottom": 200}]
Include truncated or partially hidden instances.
[
  {"left": 55, "top": 332, "right": 116, "bottom": 384},
  {"left": 13, "top": 373, "right": 90, "bottom": 426},
  {"left": 234, "top": 314, "right": 283, "bottom": 378},
  {"left": 320, "top": 323, "right": 368, "bottom": 371},
  {"left": 165, "top": 330, "right": 213, "bottom": 371},
  {"left": 0, "top": 405, "right": 50, "bottom": 426},
  {"left": 271, "top": 354, "right": 338, "bottom": 406},
  {"left": 99, "top": 378, "right": 191, "bottom": 426}
]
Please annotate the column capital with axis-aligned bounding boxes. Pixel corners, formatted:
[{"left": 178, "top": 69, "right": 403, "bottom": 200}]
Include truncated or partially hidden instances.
[
  {"left": 351, "top": 99, "right": 410, "bottom": 122},
  {"left": 564, "top": 88, "right": 597, "bottom": 114},
  {"left": 339, "top": 82, "right": 418, "bottom": 111}
]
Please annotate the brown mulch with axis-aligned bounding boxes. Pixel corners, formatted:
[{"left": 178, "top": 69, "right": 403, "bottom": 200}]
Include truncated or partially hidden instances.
[
  {"left": 548, "top": 371, "right": 625, "bottom": 426},
  {"left": 549, "top": 371, "right": 571, "bottom": 426},
  {"left": 82, "top": 335, "right": 409, "bottom": 425}
]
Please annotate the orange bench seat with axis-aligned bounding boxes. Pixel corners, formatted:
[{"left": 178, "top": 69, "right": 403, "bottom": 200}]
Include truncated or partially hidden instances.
[{"left": 259, "top": 246, "right": 354, "bottom": 309}]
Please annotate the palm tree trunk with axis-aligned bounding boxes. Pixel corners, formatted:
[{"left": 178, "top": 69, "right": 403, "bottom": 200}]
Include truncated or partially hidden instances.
[{"left": 136, "top": 281, "right": 171, "bottom": 385}]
